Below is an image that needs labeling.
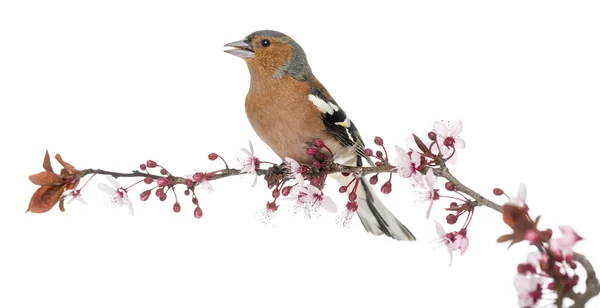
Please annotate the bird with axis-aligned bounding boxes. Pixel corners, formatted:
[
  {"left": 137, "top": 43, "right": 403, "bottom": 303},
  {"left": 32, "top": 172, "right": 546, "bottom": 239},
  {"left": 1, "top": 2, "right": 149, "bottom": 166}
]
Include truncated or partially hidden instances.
[{"left": 224, "top": 30, "right": 416, "bottom": 241}]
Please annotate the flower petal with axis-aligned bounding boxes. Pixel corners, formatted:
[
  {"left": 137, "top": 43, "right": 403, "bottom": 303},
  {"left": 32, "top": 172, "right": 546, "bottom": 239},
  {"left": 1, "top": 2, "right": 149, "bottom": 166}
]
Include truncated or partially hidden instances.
[
  {"left": 248, "top": 141, "right": 254, "bottom": 155},
  {"left": 454, "top": 137, "right": 465, "bottom": 149},
  {"left": 105, "top": 176, "right": 121, "bottom": 190},
  {"left": 97, "top": 183, "right": 116, "bottom": 196},
  {"left": 517, "top": 183, "right": 527, "bottom": 203},
  {"left": 434, "top": 220, "right": 446, "bottom": 237},
  {"left": 426, "top": 200, "right": 434, "bottom": 219},
  {"left": 434, "top": 121, "right": 448, "bottom": 138},
  {"left": 320, "top": 197, "right": 337, "bottom": 213},
  {"left": 251, "top": 174, "right": 258, "bottom": 188},
  {"left": 449, "top": 120, "right": 463, "bottom": 136},
  {"left": 425, "top": 168, "right": 436, "bottom": 189}
]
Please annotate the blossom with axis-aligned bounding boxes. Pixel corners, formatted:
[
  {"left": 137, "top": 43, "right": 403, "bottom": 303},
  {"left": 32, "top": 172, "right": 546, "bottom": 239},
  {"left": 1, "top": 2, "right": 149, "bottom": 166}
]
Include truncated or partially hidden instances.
[
  {"left": 255, "top": 201, "right": 278, "bottom": 226},
  {"left": 550, "top": 225, "right": 583, "bottom": 257},
  {"left": 184, "top": 171, "right": 214, "bottom": 193},
  {"left": 97, "top": 175, "right": 134, "bottom": 216},
  {"left": 509, "top": 183, "right": 528, "bottom": 208},
  {"left": 514, "top": 274, "right": 542, "bottom": 308},
  {"left": 238, "top": 141, "right": 260, "bottom": 187},
  {"left": 283, "top": 157, "right": 304, "bottom": 184},
  {"left": 418, "top": 168, "right": 439, "bottom": 219},
  {"left": 287, "top": 182, "right": 337, "bottom": 218},
  {"left": 61, "top": 189, "right": 88, "bottom": 205},
  {"left": 394, "top": 145, "right": 423, "bottom": 186},
  {"left": 335, "top": 201, "right": 358, "bottom": 227},
  {"left": 434, "top": 221, "right": 469, "bottom": 266},
  {"left": 434, "top": 120, "right": 465, "bottom": 150}
]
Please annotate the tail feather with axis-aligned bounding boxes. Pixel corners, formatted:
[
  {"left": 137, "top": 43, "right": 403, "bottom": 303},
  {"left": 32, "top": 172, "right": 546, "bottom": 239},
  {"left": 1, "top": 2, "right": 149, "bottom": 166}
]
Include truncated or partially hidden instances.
[{"left": 329, "top": 165, "right": 416, "bottom": 241}]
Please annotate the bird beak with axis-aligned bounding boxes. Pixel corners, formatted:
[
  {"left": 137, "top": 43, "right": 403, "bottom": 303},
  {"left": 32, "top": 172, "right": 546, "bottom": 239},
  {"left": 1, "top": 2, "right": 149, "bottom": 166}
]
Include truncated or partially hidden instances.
[{"left": 223, "top": 39, "right": 255, "bottom": 59}]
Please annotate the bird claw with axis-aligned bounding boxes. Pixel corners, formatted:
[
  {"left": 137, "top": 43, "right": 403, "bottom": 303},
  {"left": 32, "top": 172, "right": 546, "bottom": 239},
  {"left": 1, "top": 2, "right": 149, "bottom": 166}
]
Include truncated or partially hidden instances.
[{"left": 265, "top": 164, "right": 285, "bottom": 189}]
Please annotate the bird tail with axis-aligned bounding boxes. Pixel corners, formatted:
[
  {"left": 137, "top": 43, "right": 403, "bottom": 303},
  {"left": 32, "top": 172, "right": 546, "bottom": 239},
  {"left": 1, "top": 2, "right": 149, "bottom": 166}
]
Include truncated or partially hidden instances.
[{"left": 329, "top": 172, "right": 416, "bottom": 241}]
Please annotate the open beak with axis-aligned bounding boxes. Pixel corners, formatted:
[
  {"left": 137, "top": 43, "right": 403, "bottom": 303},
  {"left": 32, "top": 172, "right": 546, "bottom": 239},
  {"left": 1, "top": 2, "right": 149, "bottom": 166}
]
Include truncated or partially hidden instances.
[{"left": 223, "top": 39, "right": 254, "bottom": 59}]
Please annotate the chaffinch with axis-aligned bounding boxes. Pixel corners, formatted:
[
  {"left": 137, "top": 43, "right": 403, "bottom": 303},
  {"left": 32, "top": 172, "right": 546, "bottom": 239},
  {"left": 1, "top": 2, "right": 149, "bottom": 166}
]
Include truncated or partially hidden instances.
[{"left": 224, "top": 30, "right": 416, "bottom": 241}]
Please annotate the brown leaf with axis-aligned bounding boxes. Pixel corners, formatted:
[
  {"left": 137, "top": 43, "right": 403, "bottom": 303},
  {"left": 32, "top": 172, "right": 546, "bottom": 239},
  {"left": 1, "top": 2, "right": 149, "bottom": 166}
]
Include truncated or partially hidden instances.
[
  {"left": 43, "top": 150, "right": 53, "bottom": 172},
  {"left": 29, "top": 171, "right": 64, "bottom": 186},
  {"left": 496, "top": 234, "right": 514, "bottom": 243},
  {"left": 55, "top": 153, "right": 79, "bottom": 174},
  {"left": 27, "top": 184, "right": 66, "bottom": 213},
  {"left": 413, "top": 133, "right": 430, "bottom": 154}
]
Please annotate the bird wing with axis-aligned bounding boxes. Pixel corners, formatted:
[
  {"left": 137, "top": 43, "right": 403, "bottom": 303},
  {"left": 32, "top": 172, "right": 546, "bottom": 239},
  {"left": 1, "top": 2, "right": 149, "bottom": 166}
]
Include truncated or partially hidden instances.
[{"left": 307, "top": 86, "right": 373, "bottom": 167}]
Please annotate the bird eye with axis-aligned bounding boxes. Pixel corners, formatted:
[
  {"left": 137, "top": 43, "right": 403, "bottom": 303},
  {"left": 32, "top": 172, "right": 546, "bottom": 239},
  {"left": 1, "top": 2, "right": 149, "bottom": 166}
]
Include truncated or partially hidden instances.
[{"left": 260, "top": 39, "right": 271, "bottom": 47}]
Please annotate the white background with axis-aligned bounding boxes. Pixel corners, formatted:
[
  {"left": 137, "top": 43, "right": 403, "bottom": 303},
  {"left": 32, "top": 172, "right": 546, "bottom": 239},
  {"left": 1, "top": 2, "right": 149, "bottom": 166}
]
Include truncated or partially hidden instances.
[{"left": 1, "top": 1, "right": 599, "bottom": 307}]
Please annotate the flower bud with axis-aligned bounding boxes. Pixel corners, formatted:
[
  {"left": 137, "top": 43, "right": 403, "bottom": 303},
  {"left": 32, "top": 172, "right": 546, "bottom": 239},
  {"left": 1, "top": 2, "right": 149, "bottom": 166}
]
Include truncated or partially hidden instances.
[
  {"left": 139, "top": 164, "right": 147, "bottom": 171},
  {"left": 192, "top": 197, "right": 198, "bottom": 206},
  {"left": 140, "top": 190, "right": 151, "bottom": 201},
  {"left": 184, "top": 190, "right": 190, "bottom": 196},
  {"left": 155, "top": 188, "right": 164, "bottom": 197},
  {"left": 186, "top": 179, "right": 194, "bottom": 187},
  {"left": 313, "top": 139, "right": 325, "bottom": 148},
  {"left": 281, "top": 186, "right": 291, "bottom": 197},
  {"left": 306, "top": 148, "right": 318, "bottom": 156},
  {"left": 157, "top": 178, "right": 170, "bottom": 187},
  {"left": 146, "top": 160, "right": 157, "bottom": 168},
  {"left": 173, "top": 202, "right": 181, "bottom": 213},
  {"left": 317, "top": 153, "right": 326, "bottom": 161},
  {"left": 380, "top": 181, "right": 392, "bottom": 194},
  {"left": 310, "top": 177, "right": 321, "bottom": 186},
  {"left": 365, "top": 148, "right": 373, "bottom": 156},
  {"left": 312, "top": 161, "right": 321, "bottom": 169},
  {"left": 144, "top": 176, "right": 153, "bottom": 184},
  {"left": 339, "top": 186, "right": 348, "bottom": 193},
  {"left": 427, "top": 132, "right": 437, "bottom": 141},
  {"left": 374, "top": 136, "right": 384, "bottom": 146},
  {"left": 194, "top": 206, "right": 203, "bottom": 219},
  {"left": 272, "top": 189, "right": 280, "bottom": 198},
  {"left": 208, "top": 153, "right": 218, "bottom": 160},
  {"left": 348, "top": 192, "right": 357, "bottom": 201},
  {"left": 369, "top": 174, "right": 379, "bottom": 185},
  {"left": 446, "top": 214, "right": 458, "bottom": 224},
  {"left": 445, "top": 182, "right": 455, "bottom": 191},
  {"left": 493, "top": 188, "right": 504, "bottom": 196},
  {"left": 160, "top": 168, "right": 168, "bottom": 175},
  {"left": 159, "top": 194, "right": 167, "bottom": 202},
  {"left": 193, "top": 172, "right": 204, "bottom": 182},
  {"left": 376, "top": 150, "right": 383, "bottom": 158}
]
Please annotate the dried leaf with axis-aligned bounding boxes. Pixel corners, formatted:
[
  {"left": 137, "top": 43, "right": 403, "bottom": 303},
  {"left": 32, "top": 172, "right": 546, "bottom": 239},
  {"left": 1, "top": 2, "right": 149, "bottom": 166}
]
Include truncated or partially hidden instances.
[
  {"left": 55, "top": 153, "right": 79, "bottom": 174},
  {"left": 43, "top": 150, "right": 53, "bottom": 172},
  {"left": 29, "top": 171, "right": 64, "bottom": 186},
  {"left": 496, "top": 234, "right": 513, "bottom": 243},
  {"left": 27, "top": 184, "right": 66, "bottom": 213},
  {"left": 413, "top": 133, "right": 430, "bottom": 154}
]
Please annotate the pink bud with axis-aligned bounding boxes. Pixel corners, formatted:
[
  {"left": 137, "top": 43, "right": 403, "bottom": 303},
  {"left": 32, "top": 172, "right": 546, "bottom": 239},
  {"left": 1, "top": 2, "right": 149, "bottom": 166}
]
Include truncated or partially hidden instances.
[
  {"left": 139, "top": 164, "right": 147, "bottom": 171},
  {"left": 194, "top": 206, "right": 203, "bottom": 219},
  {"left": 445, "top": 182, "right": 455, "bottom": 191},
  {"left": 160, "top": 168, "right": 168, "bottom": 175},
  {"left": 157, "top": 178, "right": 170, "bottom": 187},
  {"left": 184, "top": 190, "right": 190, "bottom": 196},
  {"left": 427, "top": 132, "right": 437, "bottom": 141},
  {"left": 192, "top": 197, "right": 199, "bottom": 206},
  {"left": 155, "top": 188, "right": 164, "bottom": 197},
  {"left": 208, "top": 153, "right": 218, "bottom": 160},
  {"left": 306, "top": 148, "right": 318, "bottom": 156},
  {"left": 341, "top": 172, "right": 350, "bottom": 177},
  {"left": 374, "top": 136, "right": 383, "bottom": 146},
  {"left": 144, "top": 176, "right": 153, "bottom": 184},
  {"left": 541, "top": 228, "right": 553, "bottom": 240},
  {"left": 140, "top": 190, "right": 151, "bottom": 201},
  {"left": 317, "top": 153, "right": 326, "bottom": 161},
  {"left": 493, "top": 188, "right": 504, "bottom": 196},
  {"left": 159, "top": 194, "right": 167, "bottom": 202},
  {"left": 339, "top": 186, "right": 347, "bottom": 193},
  {"left": 375, "top": 150, "right": 383, "bottom": 158},
  {"left": 369, "top": 174, "right": 378, "bottom": 185},
  {"left": 524, "top": 229, "right": 540, "bottom": 244},
  {"left": 449, "top": 202, "right": 458, "bottom": 208},
  {"left": 300, "top": 166, "right": 310, "bottom": 175},
  {"left": 146, "top": 160, "right": 157, "bottom": 168},
  {"left": 547, "top": 282, "right": 555, "bottom": 290},
  {"left": 346, "top": 201, "right": 358, "bottom": 212},
  {"left": 173, "top": 202, "right": 181, "bottom": 213},
  {"left": 312, "top": 161, "right": 321, "bottom": 169},
  {"left": 313, "top": 139, "right": 325, "bottom": 148},
  {"left": 281, "top": 186, "right": 291, "bottom": 196},
  {"left": 348, "top": 192, "right": 357, "bottom": 201},
  {"left": 380, "top": 181, "right": 392, "bottom": 194},
  {"left": 446, "top": 214, "right": 458, "bottom": 224},
  {"left": 365, "top": 148, "right": 373, "bottom": 156},
  {"left": 272, "top": 189, "right": 280, "bottom": 198},
  {"left": 186, "top": 179, "right": 194, "bottom": 187},
  {"left": 310, "top": 177, "right": 321, "bottom": 186},
  {"left": 193, "top": 172, "right": 204, "bottom": 182},
  {"left": 375, "top": 161, "right": 382, "bottom": 166}
]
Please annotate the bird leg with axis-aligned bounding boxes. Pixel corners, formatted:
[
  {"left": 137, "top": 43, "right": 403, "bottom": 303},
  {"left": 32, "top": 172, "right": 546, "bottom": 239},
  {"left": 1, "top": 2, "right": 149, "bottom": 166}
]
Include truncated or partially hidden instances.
[{"left": 265, "top": 164, "right": 285, "bottom": 189}]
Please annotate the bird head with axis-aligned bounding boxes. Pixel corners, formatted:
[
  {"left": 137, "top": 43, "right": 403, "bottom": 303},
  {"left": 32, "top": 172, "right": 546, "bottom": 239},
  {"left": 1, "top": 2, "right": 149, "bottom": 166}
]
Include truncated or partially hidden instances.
[{"left": 224, "top": 30, "right": 313, "bottom": 81}]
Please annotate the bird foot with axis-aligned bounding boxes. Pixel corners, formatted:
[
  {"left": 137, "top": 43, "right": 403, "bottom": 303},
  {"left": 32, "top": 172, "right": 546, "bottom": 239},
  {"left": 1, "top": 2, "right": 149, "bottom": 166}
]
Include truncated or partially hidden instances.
[{"left": 265, "top": 164, "right": 285, "bottom": 189}]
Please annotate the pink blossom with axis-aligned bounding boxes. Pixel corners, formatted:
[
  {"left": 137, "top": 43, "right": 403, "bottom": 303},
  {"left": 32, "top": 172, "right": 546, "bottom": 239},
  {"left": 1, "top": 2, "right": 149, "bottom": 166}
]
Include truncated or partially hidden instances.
[
  {"left": 255, "top": 201, "right": 278, "bottom": 226},
  {"left": 97, "top": 176, "right": 134, "bottom": 216},
  {"left": 335, "top": 201, "right": 358, "bottom": 227},
  {"left": 431, "top": 120, "right": 465, "bottom": 164},
  {"left": 238, "top": 141, "right": 260, "bottom": 187},
  {"left": 184, "top": 171, "right": 214, "bottom": 193},
  {"left": 509, "top": 183, "right": 528, "bottom": 208},
  {"left": 283, "top": 157, "right": 304, "bottom": 184},
  {"left": 434, "top": 221, "right": 469, "bottom": 266},
  {"left": 61, "top": 189, "right": 88, "bottom": 205},
  {"left": 514, "top": 274, "right": 542, "bottom": 308},
  {"left": 418, "top": 168, "right": 439, "bottom": 219},
  {"left": 550, "top": 225, "right": 583, "bottom": 257},
  {"left": 394, "top": 145, "right": 423, "bottom": 186},
  {"left": 287, "top": 181, "right": 337, "bottom": 218}
]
